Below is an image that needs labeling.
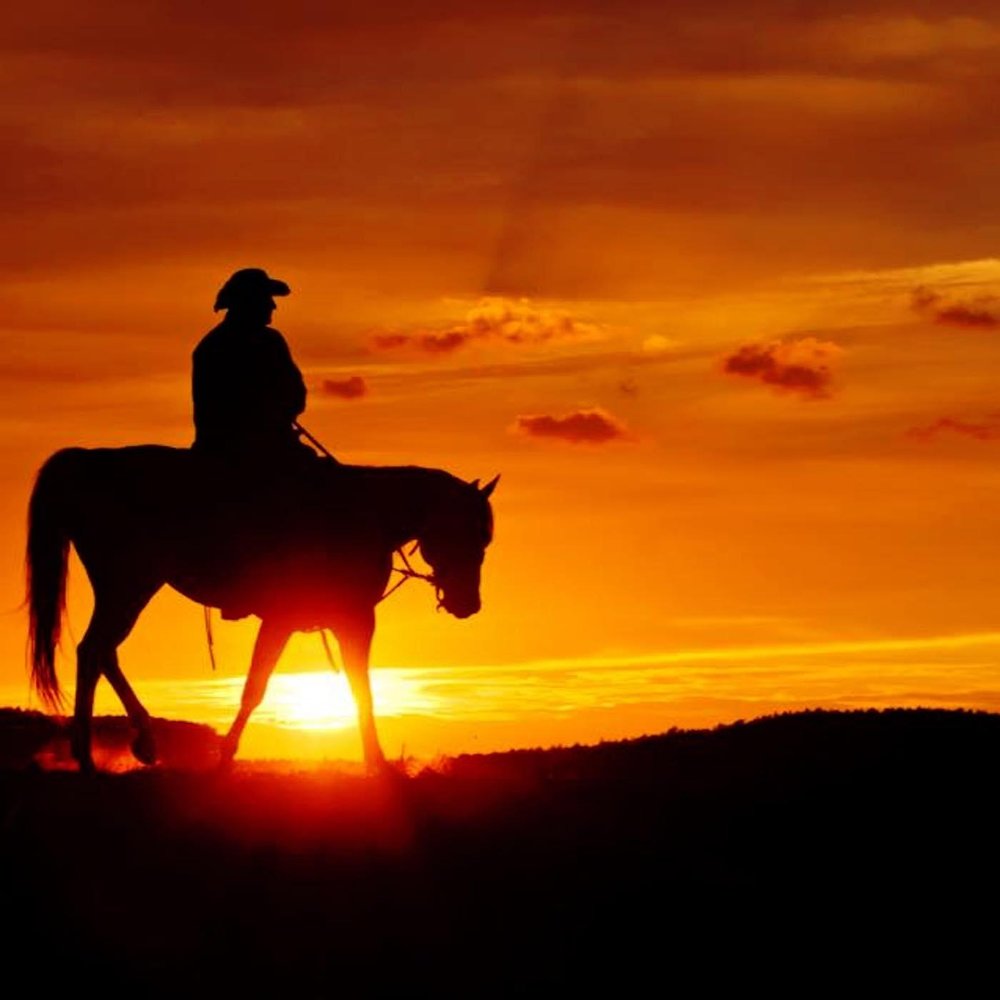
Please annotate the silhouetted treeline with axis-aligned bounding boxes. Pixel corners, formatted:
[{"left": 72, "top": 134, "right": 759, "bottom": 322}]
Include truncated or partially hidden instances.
[{"left": 1, "top": 708, "right": 995, "bottom": 994}]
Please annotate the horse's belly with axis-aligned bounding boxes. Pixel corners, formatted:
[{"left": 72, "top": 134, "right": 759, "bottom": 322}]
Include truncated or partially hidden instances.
[{"left": 167, "top": 547, "right": 391, "bottom": 627}]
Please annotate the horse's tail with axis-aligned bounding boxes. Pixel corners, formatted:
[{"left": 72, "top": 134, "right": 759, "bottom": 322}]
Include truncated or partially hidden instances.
[{"left": 26, "top": 448, "right": 85, "bottom": 711}]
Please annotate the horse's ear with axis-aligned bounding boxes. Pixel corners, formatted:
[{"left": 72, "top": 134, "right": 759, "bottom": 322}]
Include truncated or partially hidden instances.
[
  {"left": 470, "top": 478, "right": 480, "bottom": 489},
  {"left": 480, "top": 474, "right": 500, "bottom": 498}
]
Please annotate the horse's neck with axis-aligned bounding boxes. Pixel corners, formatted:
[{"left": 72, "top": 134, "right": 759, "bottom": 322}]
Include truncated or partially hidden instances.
[{"left": 349, "top": 465, "right": 456, "bottom": 549}]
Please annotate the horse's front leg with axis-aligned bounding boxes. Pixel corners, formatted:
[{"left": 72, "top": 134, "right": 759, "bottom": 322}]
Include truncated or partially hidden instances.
[
  {"left": 338, "top": 609, "right": 387, "bottom": 774},
  {"left": 220, "top": 618, "right": 291, "bottom": 768}
]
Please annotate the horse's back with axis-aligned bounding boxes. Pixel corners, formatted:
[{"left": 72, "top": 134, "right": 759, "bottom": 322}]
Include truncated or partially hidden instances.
[{"left": 74, "top": 443, "right": 189, "bottom": 475}]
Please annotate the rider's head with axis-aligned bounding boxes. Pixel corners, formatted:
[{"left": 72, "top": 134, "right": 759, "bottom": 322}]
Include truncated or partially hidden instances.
[{"left": 214, "top": 268, "right": 290, "bottom": 325}]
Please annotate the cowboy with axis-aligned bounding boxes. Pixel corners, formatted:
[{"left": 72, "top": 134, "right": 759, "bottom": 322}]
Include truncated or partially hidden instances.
[
  {"left": 191, "top": 268, "right": 324, "bottom": 620},
  {"left": 192, "top": 267, "right": 313, "bottom": 463}
]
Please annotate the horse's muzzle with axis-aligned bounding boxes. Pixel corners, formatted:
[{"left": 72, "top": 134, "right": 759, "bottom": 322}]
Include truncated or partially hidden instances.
[{"left": 443, "top": 595, "right": 481, "bottom": 619}]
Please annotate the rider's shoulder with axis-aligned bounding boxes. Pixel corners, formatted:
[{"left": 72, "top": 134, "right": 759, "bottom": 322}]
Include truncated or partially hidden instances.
[
  {"left": 193, "top": 323, "right": 288, "bottom": 359},
  {"left": 261, "top": 325, "right": 294, "bottom": 351}
]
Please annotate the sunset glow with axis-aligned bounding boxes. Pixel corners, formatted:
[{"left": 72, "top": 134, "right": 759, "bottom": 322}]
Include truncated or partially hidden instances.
[{"left": 5, "top": 3, "right": 1000, "bottom": 762}]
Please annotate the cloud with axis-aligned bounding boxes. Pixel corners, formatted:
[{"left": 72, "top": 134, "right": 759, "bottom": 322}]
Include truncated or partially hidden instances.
[
  {"left": 368, "top": 297, "right": 604, "bottom": 354},
  {"left": 513, "top": 408, "right": 630, "bottom": 445},
  {"left": 321, "top": 375, "right": 367, "bottom": 400},
  {"left": 420, "top": 331, "right": 470, "bottom": 353},
  {"left": 641, "top": 334, "right": 676, "bottom": 354},
  {"left": 371, "top": 333, "right": 410, "bottom": 350},
  {"left": 722, "top": 337, "right": 842, "bottom": 398},
  {"left": 907, "top": 415, "right": 1000, "bottom": 442},
  {"left": 911, "top": 286, "right": 1000, "bottom": 328}
]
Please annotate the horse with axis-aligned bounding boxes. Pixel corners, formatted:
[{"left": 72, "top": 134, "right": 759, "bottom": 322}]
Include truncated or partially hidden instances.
[{"left": 25, "top": 445, "right": 497, "bottom": 773}]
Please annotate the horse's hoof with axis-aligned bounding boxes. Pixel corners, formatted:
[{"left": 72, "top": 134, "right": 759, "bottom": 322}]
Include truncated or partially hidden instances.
[
  {"left": 70, "top": 735, "right": 96, "bottom": 775},
  {"left": 367, "top": 756, "right": 399, "bottom": 779},
  {"left": 217, "top": 743, "right": 237, "bottom": 772},
  {"left": 131, "top": 731, "right": 157, "bottom": 766}
]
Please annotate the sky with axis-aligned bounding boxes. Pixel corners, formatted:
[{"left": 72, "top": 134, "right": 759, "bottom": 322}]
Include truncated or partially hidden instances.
[{"left": 4, "top": 1, "right": 1000, "bottom": 761}]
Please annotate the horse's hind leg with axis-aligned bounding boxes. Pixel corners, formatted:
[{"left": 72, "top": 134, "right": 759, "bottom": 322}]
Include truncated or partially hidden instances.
[
  {"left": 103, "top": 651, "right": 157, "bottom": 765},
  {"left": 72, "top": 583, "right": 159, "bottom": 773},
  {"left": 71, "top": 638, "right": 101, "bottom": 775}
]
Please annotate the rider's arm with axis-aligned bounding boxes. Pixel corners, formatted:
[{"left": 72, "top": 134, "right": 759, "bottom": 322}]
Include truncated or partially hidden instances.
[{"left": 267, "top": 329, "right": 307, "bottom": 419}]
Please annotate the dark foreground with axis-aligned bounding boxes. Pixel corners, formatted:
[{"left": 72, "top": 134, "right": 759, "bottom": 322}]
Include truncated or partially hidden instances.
[{"left": 1, "top": 707, "right": 997, "bottom": 993}]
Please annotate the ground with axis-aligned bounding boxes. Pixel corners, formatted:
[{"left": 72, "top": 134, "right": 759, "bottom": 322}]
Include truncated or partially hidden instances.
[{"left": 1, "top": 707, "right": 995, "bottom": 993}]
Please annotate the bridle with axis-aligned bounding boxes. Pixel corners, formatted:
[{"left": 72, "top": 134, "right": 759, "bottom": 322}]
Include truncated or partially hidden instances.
[{"left": 379, "top": 542, "right": 442, "bottom": 609}]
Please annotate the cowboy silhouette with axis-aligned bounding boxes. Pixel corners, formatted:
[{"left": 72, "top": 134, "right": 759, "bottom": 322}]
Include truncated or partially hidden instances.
[{"left": 192, "top": 267, "right": 318, "bottom": 466}]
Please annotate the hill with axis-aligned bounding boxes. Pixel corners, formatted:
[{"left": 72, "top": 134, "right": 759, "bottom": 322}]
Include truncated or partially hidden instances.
[
  {"left": 1, "top": 707, "right": 996, "bottom": 992},
  {"left": 0, "top": 707, "right": 220, "bottom": 770}
]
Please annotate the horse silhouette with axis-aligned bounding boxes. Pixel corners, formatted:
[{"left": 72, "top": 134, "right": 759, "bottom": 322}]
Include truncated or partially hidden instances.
[{"left": 25, "top": 445, "right": 497, "bottom": 773}]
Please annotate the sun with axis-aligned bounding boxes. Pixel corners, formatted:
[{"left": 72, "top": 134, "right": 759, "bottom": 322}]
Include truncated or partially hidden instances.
[
  {"left": 260, "top": 671, "right": 359, "bottom": 731},
  {"left": 250, "top": 667, "right": 439, "bottom": 732}
]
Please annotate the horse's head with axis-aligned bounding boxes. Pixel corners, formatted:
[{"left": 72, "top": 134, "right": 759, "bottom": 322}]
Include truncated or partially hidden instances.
[{"left": 418, "top": 474, "right": 498, "bottom": 619}]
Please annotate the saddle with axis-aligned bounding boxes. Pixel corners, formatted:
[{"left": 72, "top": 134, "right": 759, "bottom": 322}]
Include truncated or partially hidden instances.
[{"left": 186, "top": 444, "right": 340, "bottom": 620}]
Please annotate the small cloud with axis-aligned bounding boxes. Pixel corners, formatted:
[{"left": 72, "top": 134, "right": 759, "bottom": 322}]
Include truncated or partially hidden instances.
[
  {"left": 642, "top": 334, "right": 676, "bottom": 353},
  {"left": 911, "top": 285, "right": 1000, "bottom": 328},
  {"left": 513, "top": 408, "right": 630, "bottom": 445},
  {"left": 907, "top": 415, "right": 1000, "bottom": 442},
  {"left": 322, "top": 375, "right": 367, "bottom": 400},
  {"left": 371, "top": 333, "right": 410, "bottom": 350},
  {"left": 420, "top": 331, "right": 470, "bottom": 353},
  {"left": 722, "top": 337, "right": 842, "bottom": 399},
  {"left": 369, "top": 297, "right": 604, "bottom": 354}
]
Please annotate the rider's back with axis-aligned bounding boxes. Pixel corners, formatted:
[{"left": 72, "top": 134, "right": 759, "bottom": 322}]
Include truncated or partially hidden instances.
[{"left": 192, "top": 317, "right": 306, "bottom": 454}]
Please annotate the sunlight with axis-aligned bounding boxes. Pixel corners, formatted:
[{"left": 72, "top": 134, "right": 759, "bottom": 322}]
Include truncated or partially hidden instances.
[
  {"left": 246, "top": 668, "right": 443, "bottom": 731},
  {"left": 132, "top": 666, "right": 446, "bottom": 734},
  {"left": 262, "top": 671, "right": 358, "bottom": 730}
]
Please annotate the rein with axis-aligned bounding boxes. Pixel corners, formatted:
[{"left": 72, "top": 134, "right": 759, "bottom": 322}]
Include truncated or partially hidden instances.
[
  {"left": 292, "top": 421, "right": 441, "bottom": 606},
  {"left": 379, "top": 542, "right": 440, "bottom": 606}
]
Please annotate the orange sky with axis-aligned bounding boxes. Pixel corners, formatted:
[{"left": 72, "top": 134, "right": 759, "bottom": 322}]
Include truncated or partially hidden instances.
[{"left": 4, "top": 2, "right": 1000, "bottom": 761}]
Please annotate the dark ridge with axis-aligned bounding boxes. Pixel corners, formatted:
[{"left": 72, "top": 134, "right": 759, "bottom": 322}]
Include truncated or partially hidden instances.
[
  {"left": 1, "top": 707, "right": 995, "bottom": 993},
  {"left": 0, "top": 707, "right": 220, "bottom": 770}
]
